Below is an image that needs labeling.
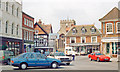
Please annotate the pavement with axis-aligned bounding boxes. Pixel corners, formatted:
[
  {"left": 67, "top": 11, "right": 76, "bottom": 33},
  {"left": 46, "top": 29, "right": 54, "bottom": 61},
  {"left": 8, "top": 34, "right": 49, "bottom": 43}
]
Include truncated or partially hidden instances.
[{"left": 0, "top": 56, "right": 118, "bottom": 71}]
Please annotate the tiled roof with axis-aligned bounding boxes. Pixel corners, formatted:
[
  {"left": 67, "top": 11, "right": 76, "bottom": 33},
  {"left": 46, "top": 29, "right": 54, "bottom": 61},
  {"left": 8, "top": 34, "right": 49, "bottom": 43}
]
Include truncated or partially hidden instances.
[
  {"left": 99, "top": 7, "right": 120, "bottom": 21},
  {"left": 37, "top": 22, "right": 52, "bottom": 34},
  {"left": 66, "top": 24, "right": 101, "bottom": 36}
]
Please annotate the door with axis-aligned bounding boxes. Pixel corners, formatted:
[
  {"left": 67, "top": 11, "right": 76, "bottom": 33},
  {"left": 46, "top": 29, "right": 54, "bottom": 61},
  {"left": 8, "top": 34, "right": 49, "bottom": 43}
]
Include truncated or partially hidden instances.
[
  {"left": 106, "top": 43, "right": 110, "bottom": 54},
  {"left": 27, "top": 53, "right": 37, "bottom": 66},
  {"left": 36, "top": 54, "right": 49, "bottom": 66}
]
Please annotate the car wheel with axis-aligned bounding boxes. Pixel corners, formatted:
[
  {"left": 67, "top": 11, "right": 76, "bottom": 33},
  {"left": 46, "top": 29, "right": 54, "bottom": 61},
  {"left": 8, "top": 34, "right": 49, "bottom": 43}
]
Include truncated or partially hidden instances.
[
  {"left": 20, "top": 63, "right": 27, "bottom": 70},
  {"left": 97, "top": 58, "right": 100, "bottom": 62},
  {"left": 66, "top": 63, "right": 70, "bottom": 65},
  {"left": 89, "top": 57, "right": 92, "bottom": 61},
  {"left": 51, "top": 62, "right": 58, "bottom": 69}
]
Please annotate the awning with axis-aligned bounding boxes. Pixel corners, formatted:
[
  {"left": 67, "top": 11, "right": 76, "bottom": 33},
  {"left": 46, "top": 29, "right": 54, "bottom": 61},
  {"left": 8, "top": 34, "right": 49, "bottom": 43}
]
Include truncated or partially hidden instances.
[
  {"left": 68, "top": 43, "right": 100, "bottom": 46},
  {"left": 101, "top": 37, "right": 120, "bottom": 42}
]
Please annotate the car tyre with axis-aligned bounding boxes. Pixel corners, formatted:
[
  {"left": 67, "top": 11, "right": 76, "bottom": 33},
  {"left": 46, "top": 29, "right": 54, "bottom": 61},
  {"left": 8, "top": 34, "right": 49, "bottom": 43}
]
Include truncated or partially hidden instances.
[
  {"left": 51, "top": 62, "right": 58, "bottom": 69},
  {"left": 66, "top": 63, "right": 70, "bottom": 65},
  {"left": 19, "top": 63, "right": 27, "bottom": 70},
  {"left": 89, "top": 57, "right": 92, "bottom": 61},
  {"left": 97, "top": 58, "right": 100, "bottom": 62}
]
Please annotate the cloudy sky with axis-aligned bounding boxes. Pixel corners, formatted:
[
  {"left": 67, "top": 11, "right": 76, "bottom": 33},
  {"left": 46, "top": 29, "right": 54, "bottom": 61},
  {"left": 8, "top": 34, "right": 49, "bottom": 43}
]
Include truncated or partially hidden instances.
[{"left": 22, "top": 0, "right": 119, "bottom": 33}]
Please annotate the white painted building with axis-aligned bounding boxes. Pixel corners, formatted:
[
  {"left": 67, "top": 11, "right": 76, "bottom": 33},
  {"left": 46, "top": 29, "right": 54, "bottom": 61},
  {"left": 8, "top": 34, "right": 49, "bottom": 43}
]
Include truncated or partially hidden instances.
[{"left": 0, "top": 0, "right": 22, "bottom": 55}]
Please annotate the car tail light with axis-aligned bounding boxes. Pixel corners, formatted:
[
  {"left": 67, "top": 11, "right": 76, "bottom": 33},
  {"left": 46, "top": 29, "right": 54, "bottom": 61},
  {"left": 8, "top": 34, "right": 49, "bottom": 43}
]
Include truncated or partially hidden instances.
[
  {"left": 11, "top": 60, "right": 14, "bottom": 63},
  {"left": 2, "top": 56, "right": 5, "bottom": 59}
]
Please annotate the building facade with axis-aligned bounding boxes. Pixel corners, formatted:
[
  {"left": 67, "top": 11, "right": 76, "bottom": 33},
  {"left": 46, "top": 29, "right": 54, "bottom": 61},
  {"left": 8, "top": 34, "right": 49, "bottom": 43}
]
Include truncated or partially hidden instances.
[
  {"left": 0, "top": 0, "right": 22, "bottom": 55},
  {"left": 65, "top": 25, "right": 102, "bottom": 54},
  {"left": 22, "top": 12, "right": 34, "bottom": 53},
  {"left": 57, "top": 19, "right": 76, "bottom": 52},
  {"left": 99, "top": 7, "right": 120, "bottom": 57},
  {"left": 34, "top": 19, "right": 54, "bottom": 52}
]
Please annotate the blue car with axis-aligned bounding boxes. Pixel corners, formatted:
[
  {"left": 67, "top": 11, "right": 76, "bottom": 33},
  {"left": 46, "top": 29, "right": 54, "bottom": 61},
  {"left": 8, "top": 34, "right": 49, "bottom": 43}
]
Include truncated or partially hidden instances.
[{"left": 10, "top": 52, "right": 61, "bottom": 69}]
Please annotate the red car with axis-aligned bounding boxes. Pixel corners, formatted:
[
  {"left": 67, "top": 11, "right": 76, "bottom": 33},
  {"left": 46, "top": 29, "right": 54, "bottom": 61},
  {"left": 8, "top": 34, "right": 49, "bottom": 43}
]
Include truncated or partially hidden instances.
[{"left": 88, "top": 52, "right": 110, "bottom": 62}]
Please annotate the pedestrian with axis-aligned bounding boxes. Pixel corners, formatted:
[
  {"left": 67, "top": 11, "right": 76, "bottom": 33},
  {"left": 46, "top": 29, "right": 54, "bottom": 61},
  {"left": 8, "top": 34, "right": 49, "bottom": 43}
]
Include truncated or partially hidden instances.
[{"left": 72, "top": 52, "right": 75, "bottom": 61}]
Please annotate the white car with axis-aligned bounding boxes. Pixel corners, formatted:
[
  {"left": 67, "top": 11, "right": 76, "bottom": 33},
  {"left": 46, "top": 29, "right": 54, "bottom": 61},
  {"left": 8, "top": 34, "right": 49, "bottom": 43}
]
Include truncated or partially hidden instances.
[{"left": 47, "top": 52, "right": 72, "bottom": 65}]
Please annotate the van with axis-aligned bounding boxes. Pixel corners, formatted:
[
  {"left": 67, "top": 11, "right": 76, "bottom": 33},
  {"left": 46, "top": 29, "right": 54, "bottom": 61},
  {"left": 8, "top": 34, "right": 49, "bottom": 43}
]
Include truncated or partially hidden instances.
[{"left": 0, "top": 50, "right": 14, "bottom": 65}]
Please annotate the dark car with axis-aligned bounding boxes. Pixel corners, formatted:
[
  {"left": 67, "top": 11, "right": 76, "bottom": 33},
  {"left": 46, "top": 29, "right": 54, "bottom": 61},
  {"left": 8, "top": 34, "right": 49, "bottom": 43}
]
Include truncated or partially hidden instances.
[
  {"left": 10, "top": 52, "right": 61, "bottom": 69},
  {"left": 0, "top": 50, "right": 14, "bottom": 65}
]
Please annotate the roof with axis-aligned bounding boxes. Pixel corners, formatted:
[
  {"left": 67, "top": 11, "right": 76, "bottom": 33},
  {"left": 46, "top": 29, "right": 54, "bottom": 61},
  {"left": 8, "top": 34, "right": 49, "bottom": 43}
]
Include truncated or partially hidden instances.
[
  {"left": 99, "top": 7, "right": 120, "bottom": 21},
  {"left": 22, "top": 12, "right": 34, "bottom": 19},
  {"left": 66, "top": 24, "right": 101, "bottom": 36},
  {"left": 34, "top": 22, "right": 53, "bottom": 34}
]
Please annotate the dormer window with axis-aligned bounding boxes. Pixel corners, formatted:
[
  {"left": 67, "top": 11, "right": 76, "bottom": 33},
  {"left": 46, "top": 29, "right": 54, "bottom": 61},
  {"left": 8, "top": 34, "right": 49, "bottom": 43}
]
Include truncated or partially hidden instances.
[
  {"left": 72, "top": 28, "right": 77, "bottom": 34},
  {"left": 81, "top": 27, "right": 86, "bottom": 34},
  {"left": 91, "top": 27, "right": 96, "bottom": 33}
]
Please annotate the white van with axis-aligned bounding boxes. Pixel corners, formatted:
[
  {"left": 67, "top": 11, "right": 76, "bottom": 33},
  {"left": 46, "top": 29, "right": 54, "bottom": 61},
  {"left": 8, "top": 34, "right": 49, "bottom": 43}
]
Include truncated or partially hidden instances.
[{"left": 65, "top": 47, "right": 80, "bottom": 56}]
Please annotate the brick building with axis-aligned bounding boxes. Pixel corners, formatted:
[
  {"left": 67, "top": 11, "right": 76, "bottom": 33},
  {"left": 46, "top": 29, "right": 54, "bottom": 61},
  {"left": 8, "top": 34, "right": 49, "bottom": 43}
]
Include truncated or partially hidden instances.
[
  {"left": 34, "top": 19, "right": 54, "bottom": 52},
  {"left": 22, "top": 12, "right": 34, "bottom": 53},
  {"left": 65, "top": 24, "right": 102, "bottom": 54},
  {"left": 57, "top": 19, "right": 76, "bottom": 52},
  {"left": 99, "top": 7, "right": 120, "bottom": 57}
]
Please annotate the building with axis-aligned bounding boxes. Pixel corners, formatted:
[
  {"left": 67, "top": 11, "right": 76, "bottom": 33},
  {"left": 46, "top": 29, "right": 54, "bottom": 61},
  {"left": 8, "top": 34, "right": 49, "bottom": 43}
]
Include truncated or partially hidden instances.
[
  {"left": 22, "top": 12, "right": 34, "bottom": 53},
  {"left": 57, "top": 19, "right": 76, "bottom": 52},
  {"left": 65, "top": 24, "right": 102, "bottom": 54},
  {"left": 34, "top": 19, "right": 54, "bottom": 52},
  {"left": 99, "top": 7, "right": 120, "bottom": 57},
  {"left": 0, "top": 0, "right": 22, "bottom": 55}
]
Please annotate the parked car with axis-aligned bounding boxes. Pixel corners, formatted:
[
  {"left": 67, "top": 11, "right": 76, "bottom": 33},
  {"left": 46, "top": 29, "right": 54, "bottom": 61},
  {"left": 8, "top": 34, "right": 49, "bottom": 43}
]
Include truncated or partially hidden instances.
[
  {"left": 0, "top": 50, "right": 14, "bottom": 65},
  {"left": 80, "top": 51, "right": 87, "bottom": 56},
  {"left": 88, "top": 52, "right": 110, "bottom": 62},
  {"left": 44, "top": 52, "right": 50, "bottom": 56},
  {"left": 10, "top": 52, "right": 61, "bottom": 69},
  {"left": 47, "top": 52, "right": 72, "bottom": 65}
]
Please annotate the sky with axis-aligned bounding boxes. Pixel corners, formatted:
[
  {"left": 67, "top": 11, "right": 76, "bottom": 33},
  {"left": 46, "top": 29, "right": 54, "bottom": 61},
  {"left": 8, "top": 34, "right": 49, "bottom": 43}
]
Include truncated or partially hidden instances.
[{"left": 22, "top": 0, "right": 119, "bottom": 33}]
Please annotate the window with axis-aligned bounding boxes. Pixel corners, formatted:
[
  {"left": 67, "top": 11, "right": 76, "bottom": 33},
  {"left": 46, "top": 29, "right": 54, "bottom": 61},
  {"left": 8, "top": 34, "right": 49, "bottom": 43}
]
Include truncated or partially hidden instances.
[
  {"left": 17, "top": 8, "right": 19, "bottom": 17},
  {"left": 35, "top": 30, "right": 39, "bottom": 34},
  {"left": 6, "top": 2, "right": 8, "bottom": 12},
  {"left": 106, "top": 23, "right": 113, "bottom": 34},
  {"left": 29, "top": 54, "right": 35, "bottom": 59},
  {"left": 0, "top": 0, "right": 1, "bottom": 8},
  {"left": 31, "top": 22, "right": 33, "bottom": 28},
  {"left": 29, "top": 32, "right": 30, "bottom": 40},
  {"left": 70, "top": 37, "right": 76, "bottom": 43},
  {"left": 81, "top": 27, "right": 86, "bottom": 34},
  {"left": 91, "top": 27, "right": 96, "bottom": 33},
  {"left": 12, "top": 5, "right": 14, "bottom": 15},
  {"left": 27, "top": 19, "right": 28, "bottom": 26},
  {"left": 91, "top": 36, "right": 97, "bottom": 43},
  {"left": 0, "top": 20, "right": 2, "bottom": 32},
  {"left": 40, "top": 39, "right": 44, "bottom": 44},
  {"left": 11, "top": 23, "right": 14, "bottom": 34},
  {"left": 24, "top": 18, "right": 26, "bottom": 25},
  {"left": 16, "top": 25, "right": 18, "bottom": 35},
  {"left": 81, "top": 37, "right": 86, "bottom": 43},
  {"left": 72, "top": 28, "right": 77, "bottom": 34},
  {"left": 117, "top": 22, "right": 120, "bottom": 33},
  {"left": 24, "top": 30, "right": 26, "bottom": 40},
  {"left": 60, "top": 34, "right": 64, "bottom": 38},
  {"left": 5, "top": 21, "right": 8, "bottom": 33}
]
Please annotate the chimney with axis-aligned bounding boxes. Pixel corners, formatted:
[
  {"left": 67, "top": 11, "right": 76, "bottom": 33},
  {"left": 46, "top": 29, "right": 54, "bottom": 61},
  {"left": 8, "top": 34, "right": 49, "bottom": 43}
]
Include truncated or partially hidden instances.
[{"left": 38, "top": 19, "right": 42, "bottom": 24}]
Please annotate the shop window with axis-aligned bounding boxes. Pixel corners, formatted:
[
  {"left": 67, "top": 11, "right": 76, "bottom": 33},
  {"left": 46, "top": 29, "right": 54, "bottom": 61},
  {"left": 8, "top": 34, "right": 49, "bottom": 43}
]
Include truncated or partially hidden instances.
[
  {"left": 91, "top": 36, "right": 97, "bottom": 43},
  {"left": 81, "top": 37, "right": 86, "bottom": 43},
  {"left": 106, "top": 23, "right": 113, "bottom": 34},
  {"left": 106, "top": 43, "right": 110, "bottom": 54}
]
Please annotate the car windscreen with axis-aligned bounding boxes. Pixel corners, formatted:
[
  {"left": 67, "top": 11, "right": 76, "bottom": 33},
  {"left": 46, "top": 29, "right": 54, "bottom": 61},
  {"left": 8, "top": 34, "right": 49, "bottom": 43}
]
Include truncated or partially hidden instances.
[
  {"left": 95, "top": 53, "right": 103, "bottom": 55},
  {"left": 54, "top": 52, "right": 65, "bottom": 56}
]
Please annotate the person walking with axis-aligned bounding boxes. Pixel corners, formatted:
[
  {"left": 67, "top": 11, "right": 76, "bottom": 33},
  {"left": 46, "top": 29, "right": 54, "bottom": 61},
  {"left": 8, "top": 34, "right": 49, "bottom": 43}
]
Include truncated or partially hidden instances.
[{"left": 72, "top": 52, "right": 75, "bottom": 61}]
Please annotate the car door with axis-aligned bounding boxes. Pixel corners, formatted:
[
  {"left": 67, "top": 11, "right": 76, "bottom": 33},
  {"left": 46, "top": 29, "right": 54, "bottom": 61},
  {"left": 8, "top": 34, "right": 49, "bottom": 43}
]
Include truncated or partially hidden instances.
[
  {"left": 27, "top": 53, "right": 37, "bottom": 66},
  {"left": 36, "top": 54, "right": 49, "bottom": 66},
  {"left": 90, "top": 53, "right": 95, "bottom": 60}
]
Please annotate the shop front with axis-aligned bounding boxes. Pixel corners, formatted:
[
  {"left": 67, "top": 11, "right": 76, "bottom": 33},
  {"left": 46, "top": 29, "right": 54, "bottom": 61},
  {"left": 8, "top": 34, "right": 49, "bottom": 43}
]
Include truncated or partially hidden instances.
[
  {"left": 101, "top": 37, "right": 120, "bottom": 57},
  {"left": 0, "top": 37, "right": 22, "bottom": 56},
  {"left": 69, "top": 43, "right": 100, "bottom": 54}
]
